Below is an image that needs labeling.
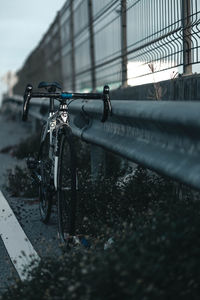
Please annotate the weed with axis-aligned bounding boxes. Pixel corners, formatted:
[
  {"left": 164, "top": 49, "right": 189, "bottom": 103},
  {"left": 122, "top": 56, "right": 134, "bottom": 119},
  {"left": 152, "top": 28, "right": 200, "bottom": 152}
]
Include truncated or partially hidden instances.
[
  {"left": 12, "top": 133, "right": 41, "bottom": 159},
  {"left": 1, "top": 169, "right": 200, "bottom": 300}
]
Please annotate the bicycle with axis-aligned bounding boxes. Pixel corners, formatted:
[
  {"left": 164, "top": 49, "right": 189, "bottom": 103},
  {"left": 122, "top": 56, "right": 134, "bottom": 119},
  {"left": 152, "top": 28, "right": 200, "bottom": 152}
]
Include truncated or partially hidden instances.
[{"left": 22, "top": 81, "right": 111, "bottom": 245}]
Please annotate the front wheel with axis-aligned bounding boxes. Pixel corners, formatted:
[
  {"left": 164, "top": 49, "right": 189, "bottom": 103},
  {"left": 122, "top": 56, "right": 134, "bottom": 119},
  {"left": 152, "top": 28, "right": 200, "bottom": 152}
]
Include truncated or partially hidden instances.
[{"left": 57, "top": 132, "right": 77, "bottom": 245}]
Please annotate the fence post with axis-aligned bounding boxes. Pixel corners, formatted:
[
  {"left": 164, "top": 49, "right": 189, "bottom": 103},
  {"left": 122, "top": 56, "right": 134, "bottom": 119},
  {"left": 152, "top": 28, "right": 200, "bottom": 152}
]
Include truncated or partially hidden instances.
[
  {"left": 70, "top": 0, "right": 76, "bottom": 91},
  {"left": 57, "top": 11, "right": 64, "bottom": 86},
  {"left": 182, "top": 0, "right": 192, "bottom": 75},
  {"left": 121, "top": 0, "right": 128, "bottom": 87},
  {"left": 88, "top": 0, "right": 96, "bottom": 91},
  {"left": 90, "top": 145, "right": 105, "bottom": 182}
]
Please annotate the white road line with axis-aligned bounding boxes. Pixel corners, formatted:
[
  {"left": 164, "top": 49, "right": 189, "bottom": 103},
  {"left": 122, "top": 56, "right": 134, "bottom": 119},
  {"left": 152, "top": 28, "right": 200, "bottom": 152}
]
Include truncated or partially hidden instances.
[{"left": 0, "top": 190, "right": 40, "bottom": 281}]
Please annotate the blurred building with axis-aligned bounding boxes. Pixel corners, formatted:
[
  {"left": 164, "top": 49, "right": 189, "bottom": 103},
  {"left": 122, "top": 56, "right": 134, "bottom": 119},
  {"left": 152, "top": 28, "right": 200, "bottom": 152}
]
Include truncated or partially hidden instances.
[{"left": 1, "top": 71, "right": 18, "bottom": 97}]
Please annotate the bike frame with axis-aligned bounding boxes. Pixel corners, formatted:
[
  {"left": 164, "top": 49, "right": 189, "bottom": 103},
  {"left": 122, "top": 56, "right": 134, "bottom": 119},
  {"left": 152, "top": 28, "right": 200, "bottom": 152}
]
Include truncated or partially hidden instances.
[
  {"left": 23, "top": 82, "right": 111, "bottom": 190},
  {"left": 40, "top": 100, "right": 70, "bottom": 191},
  {"left": 22, "top": 82, "right": 111, "bottom": 232}
]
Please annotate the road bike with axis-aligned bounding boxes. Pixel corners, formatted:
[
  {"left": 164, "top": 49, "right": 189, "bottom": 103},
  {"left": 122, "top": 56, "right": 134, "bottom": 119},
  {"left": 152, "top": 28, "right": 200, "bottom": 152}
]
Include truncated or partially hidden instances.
[{"left": 22, "top": 81, "right": 111, "bottom": 244}]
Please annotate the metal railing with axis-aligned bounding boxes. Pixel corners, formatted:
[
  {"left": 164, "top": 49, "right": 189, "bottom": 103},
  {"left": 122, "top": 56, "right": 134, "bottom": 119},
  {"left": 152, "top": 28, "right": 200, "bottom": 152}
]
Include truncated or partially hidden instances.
[
  {"left": 2, "top": 95, "right": 200, "bottom": 191},
  {"left": 13, "top": 0, "right": 200, "bottom": 95}
]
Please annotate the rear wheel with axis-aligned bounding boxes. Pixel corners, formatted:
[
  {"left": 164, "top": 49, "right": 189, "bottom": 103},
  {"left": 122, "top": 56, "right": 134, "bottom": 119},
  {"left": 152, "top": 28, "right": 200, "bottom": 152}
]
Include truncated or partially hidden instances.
[
  {"left": 57, "top": 132, "right": 77, "bottom": 245},
  {"left": 39, "top": 129, "right": 53, "bottom": 223}
]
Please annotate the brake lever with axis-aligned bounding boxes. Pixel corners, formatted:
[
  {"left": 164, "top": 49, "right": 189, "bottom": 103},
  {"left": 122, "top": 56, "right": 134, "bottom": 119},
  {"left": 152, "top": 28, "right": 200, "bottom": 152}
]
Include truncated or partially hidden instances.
[
  {"left": 101, "top": 85, "right": 112, "bottom": 123},
  {"left": 22, "top": 84, "right": 33, "bottom": 121}
]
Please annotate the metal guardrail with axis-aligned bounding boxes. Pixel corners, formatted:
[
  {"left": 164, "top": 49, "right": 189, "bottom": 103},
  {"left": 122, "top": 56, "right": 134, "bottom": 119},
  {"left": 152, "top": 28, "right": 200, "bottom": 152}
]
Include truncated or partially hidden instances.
[{"left": 2, "top": 96, "right": 200, "bottom": 190}]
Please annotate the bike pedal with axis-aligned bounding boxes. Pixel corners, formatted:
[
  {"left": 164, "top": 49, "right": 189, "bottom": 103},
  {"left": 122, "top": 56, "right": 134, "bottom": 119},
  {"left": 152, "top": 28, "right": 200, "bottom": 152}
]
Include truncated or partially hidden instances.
[{"left": 26, "top": 157, "right": 38, "bottom": 170}]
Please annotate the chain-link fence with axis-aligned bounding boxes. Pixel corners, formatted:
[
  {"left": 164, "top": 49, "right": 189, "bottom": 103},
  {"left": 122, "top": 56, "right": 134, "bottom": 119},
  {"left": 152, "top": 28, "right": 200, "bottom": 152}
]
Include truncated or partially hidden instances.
[{"left": 14, "top": 0, "right": 200, "bottom": 95}]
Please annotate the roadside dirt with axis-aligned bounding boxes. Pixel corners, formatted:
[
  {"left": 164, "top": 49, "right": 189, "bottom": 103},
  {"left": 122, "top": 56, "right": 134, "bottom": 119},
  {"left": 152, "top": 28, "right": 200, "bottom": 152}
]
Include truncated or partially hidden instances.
[{"left": 0, "top": 113, "right": 60, "bottom": 295}]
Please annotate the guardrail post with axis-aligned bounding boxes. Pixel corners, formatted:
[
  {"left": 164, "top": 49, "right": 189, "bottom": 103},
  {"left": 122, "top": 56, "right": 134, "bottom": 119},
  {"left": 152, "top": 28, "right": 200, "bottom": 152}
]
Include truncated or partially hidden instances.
[
  {"left": 88, "top": 0, "right": 96, "bottom": 91},
  {"left": 182, "top": 0, "right": 192, "bottom": 75},
  {"left": 31, "top": 117, "right": 39, "bottom": 134},
  {"left": 90, "top": 145, "right": 105, "bottom": 181},
  {"left": 70, "top": 0, "right": 76, "bottom": 91},
  {"left": 121, "top": 0, "right": 128, "bottom": 87}
]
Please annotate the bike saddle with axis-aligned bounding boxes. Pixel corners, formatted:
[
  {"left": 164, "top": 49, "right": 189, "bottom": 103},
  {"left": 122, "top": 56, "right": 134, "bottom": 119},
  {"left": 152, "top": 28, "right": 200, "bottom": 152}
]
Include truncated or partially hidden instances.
[{"left": 38, "top": 81, "right": 62, "bottom": 92}]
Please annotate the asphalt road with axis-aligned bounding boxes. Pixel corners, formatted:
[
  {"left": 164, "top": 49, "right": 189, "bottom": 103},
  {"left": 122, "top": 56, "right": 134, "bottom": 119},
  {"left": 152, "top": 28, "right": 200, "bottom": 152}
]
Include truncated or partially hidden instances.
[{"left": 0, "top": 113, "right": 61, "bottom": 295}]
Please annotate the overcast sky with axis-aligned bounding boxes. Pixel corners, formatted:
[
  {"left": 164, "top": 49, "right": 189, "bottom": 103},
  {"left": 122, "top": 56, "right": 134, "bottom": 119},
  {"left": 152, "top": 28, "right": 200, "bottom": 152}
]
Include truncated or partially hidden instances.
[{"left": 0, "top": 0, "right": 66, "bottom": 99}]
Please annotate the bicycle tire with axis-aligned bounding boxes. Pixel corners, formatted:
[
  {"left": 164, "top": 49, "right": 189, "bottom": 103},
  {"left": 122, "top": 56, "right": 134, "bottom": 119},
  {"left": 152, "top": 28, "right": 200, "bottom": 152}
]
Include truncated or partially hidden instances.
[
  {"left": 38, "top": 126, "right": 53, "bottom": 223},
  {"left": 57, "top": 130, "right": 77, "bottom": 244}
]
